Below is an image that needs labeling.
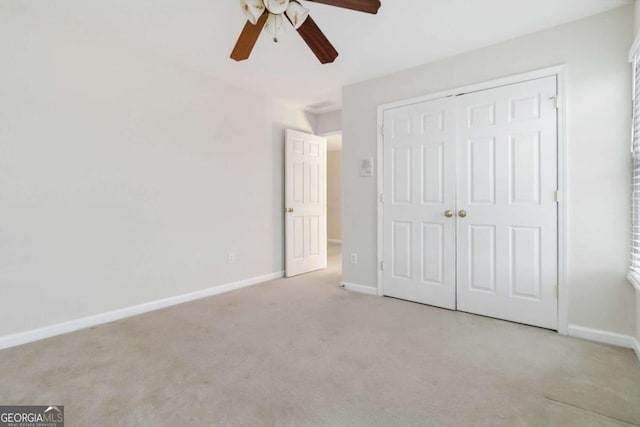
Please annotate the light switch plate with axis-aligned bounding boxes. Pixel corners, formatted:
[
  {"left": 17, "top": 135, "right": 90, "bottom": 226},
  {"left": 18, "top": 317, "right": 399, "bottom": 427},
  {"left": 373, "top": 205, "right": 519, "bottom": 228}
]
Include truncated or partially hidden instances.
[{"left": 360, "top": 158, "right": 374, "bottom": 177}]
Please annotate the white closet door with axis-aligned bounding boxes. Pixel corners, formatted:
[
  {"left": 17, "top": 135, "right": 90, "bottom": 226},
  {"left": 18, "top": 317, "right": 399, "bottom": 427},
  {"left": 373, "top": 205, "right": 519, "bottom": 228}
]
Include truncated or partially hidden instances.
[
  {"left": 382, "top": 97, "right": 457, "bottom": 309},
  {"left": 456, "top": 76, "right": 558, "bottom": 329}
]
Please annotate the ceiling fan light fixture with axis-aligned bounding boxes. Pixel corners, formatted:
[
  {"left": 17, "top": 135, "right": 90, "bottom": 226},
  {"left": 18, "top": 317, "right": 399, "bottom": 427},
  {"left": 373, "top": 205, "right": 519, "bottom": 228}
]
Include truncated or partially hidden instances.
[
  {"left": 232, "top": 0, "right": 380, "bottom": 64},
  {"left": 265, "top": 13, "right": 285, "bottom": 42},
  {"left": 285, "top": 1, "right": 309, "bottom": 30},
  {"left": 240, "top": 0, "right": 266, "bottom": 25}
]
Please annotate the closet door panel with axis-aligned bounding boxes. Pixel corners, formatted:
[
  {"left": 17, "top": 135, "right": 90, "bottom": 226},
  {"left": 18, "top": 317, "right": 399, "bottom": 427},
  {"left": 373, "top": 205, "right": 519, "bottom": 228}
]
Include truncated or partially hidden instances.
[
  {"left": 456, "top": 76, "right": 558, "bottom": 330},
  {"left": 382, "top": 98, "right": 457, "bottom": 309}
]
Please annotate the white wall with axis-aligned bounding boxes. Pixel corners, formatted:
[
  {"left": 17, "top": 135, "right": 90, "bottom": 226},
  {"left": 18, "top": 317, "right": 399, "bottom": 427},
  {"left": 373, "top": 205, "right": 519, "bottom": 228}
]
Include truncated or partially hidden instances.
[
  {"left": 0, "top": 8, "right": 313, "bottom": 337},
  {"left": 342, "top": 6, "right": 636, "bottom": 336},
  {"left": 636, "top": 0, "right": 640, "bottom": 36}
]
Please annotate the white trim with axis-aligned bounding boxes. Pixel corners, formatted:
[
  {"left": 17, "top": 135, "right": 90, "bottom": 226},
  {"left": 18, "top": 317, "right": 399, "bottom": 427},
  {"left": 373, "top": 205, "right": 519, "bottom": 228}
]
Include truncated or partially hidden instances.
[
  {"left": 377, "top": 104, "right": 385, "bottom": 299},
  {"left": 327, "top": 239, "right": 342, "bottom": 245},
  {"left": 0, "top": 271, "right": 284, "bottom": 351},
  {"left": 627, "top": 272, "right": 640, "bottom": 292},
  {"left": 568, "top": 325, "right": 639, "bottom": 359},
  {"left": 629, "top": 33, "right": 640, "bottom": 62},
  {"left": 376, "top": 65, "right": 569, "bottom": 333},
  {"left": 342, "top": 282, "right": 379, "bottom": 296},
  {"left": 377, "top": 65, "right": 567, "bottom": 112},
  {"left": 556, "top": 67, "right": 569, "bottom": 335}
]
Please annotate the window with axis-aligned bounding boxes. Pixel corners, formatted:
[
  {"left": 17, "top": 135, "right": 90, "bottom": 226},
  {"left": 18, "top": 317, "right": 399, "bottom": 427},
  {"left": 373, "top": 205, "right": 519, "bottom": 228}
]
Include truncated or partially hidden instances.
[{"left": 629, "top": 44, "right": 640, "bottom": 290}]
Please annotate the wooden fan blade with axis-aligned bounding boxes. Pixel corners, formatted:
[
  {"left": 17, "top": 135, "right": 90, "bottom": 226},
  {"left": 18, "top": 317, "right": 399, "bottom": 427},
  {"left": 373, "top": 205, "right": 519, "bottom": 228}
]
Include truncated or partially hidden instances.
[
  {"left": 304, "top": 0, "right": 381, "bottom": 14},
  {"left": 296, "top": 16, "right": 339, "bottom": 64},
  {"left": 230, "top": 13, "right": 268, "bottom": 61}
]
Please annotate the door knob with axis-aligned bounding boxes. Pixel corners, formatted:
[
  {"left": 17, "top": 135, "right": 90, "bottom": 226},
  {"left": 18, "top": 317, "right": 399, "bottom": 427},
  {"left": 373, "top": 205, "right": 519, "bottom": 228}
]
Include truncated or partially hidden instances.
[
  {"left": 287, "top": 208, "right": 294, "bottom": 213},
  {"left": 444, "top": 210, "right": 454, "bottom": 218},
  {"left": 458, "top": 210, "right": 467, "bottom": 218}
]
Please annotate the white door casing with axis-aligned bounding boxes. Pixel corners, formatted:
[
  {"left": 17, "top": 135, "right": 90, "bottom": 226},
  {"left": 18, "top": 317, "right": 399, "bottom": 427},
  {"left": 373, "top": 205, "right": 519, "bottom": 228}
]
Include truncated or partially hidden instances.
[
  {"left": 382, "top": 97, "right": 457, "bottom": 309},
  {"left": 285, "top": 129, "right": 327, "bottom": 277},
  {"left": 456, "top": 76, "right": 558, "bottom": 329},
  {"left": 380, "top": 75, "right": 559, "bottom": 329}
]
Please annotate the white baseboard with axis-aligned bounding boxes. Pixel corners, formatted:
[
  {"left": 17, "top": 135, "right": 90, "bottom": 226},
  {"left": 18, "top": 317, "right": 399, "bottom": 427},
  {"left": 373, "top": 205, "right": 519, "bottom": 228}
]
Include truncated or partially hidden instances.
[
  {"left": 0, "top": 271, "right": 284, "bottom": 351},
  {"left": 341, "top": 282, "right": 379, "bottom": 296},
  {"left": 568, "top": 325, "right": 640, "bottom": 361},
  {"left": 327, "top": 239, "right": 342, "bottom": 245}
]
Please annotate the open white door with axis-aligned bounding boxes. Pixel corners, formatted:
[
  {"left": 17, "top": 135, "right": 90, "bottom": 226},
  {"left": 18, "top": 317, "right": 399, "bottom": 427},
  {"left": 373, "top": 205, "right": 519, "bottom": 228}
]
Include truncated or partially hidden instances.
[{"left": 285, "top": 129, "right": 327, "bottom": 277}]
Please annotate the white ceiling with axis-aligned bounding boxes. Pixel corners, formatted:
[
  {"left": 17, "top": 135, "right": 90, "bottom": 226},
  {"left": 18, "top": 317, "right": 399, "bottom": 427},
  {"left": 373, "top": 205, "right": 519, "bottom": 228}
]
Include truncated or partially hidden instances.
[{"left": 5, "top": 0, "right": 632, "bottom": 109}]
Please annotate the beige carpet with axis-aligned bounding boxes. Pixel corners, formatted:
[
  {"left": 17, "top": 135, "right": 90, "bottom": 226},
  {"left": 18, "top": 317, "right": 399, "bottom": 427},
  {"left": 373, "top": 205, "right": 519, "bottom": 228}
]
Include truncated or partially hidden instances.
[{"left": 0, "top": 244, "right": 639, "bottom": 426}]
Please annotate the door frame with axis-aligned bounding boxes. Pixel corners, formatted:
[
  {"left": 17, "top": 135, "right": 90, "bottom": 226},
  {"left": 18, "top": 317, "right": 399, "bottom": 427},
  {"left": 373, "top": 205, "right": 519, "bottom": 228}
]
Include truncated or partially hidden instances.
[{"left": 376, "top": 65, "right": 569, "bottom": 334}]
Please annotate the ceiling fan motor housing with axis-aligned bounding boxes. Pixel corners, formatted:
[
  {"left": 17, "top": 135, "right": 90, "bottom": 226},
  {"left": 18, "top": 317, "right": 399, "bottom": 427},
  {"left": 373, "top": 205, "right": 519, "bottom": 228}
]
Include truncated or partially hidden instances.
[{"left": 263, "top": 0, "right": 290, "bottom": 14}]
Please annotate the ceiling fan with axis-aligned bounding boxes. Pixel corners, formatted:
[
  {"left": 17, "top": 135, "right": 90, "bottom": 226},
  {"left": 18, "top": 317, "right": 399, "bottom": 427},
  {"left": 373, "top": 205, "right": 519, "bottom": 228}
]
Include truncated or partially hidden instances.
[{"left": 231, "top": 0, "right": 381, "bottom": 64}]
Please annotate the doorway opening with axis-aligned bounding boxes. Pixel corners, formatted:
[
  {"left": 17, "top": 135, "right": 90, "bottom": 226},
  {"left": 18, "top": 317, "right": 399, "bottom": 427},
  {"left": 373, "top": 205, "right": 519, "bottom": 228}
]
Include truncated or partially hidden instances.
[
  {"left": 326, "top": 133, "right": 342, "bottom": 274},
  {"left": 283, "top": 125, "right": 342, "bottom": 283}
]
